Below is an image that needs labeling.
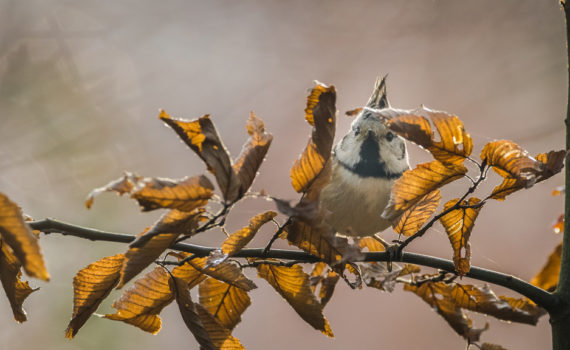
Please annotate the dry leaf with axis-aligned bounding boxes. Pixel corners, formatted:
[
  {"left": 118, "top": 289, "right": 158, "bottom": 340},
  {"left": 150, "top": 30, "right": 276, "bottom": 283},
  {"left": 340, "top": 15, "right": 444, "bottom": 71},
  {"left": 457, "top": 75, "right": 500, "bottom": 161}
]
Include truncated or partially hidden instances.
[
  {"left": 65, "top": 254, "right": 125, "bottom": 338},
  {"left": 310, "top": 262, "right": 339, "bottom": 307},
  {"left": 233, "top": 111, "right": 273, "bottom": 195},
  {"left": 106, "top": 267, "right": 174, "bottom": 334},
  {"left": 382, "top": 161, "right": 467, "bottom": 220},
  {"left": 290, "top": 82, "right": 336, "bottom": 193},
  {"left": 86, "top": 173, "right": 213, "bottom": 211},
  {"left": 481, "top": 140, "right": 540, "bottom": 180},
  {"left": 481, "top": 343, "right": 508, "bottom": 350},
  {"left": 256, "top": 261, "right": 333, "bottom": 337},
  {"left": 196, "top": 304, "right": 245, "bottom": 349},
  {"left": 175, "top": 256, "right": 256, "bottom": 291},
  {"left": 440, "top": 198, "right": 482, "bottom": 276},
  {"left": 553, "top": 214, "right": 564, "bottom": 234},
  {"left": 119, "top": 209, "right": 202, "bottom": 288},
  {"left": 345, "top": 107, "right": 363, "bottom": 117},
  {"left": 199, "top": 278, "right": 251, "bottom": 330},
  {"left": 393, "top": 189, "right": 441, "bottom": 236},
  {"left": 160, "top": 111, "right": 242, "bottom": 203},
  {"left": 170, "top": 277, "right": 215, "bottom": 350},
  {"left": 361, "top": 262, "right": 401, "bottom": 292},
  {"left": 0, "top": 240, "right": 38, "bottom": 323},
  {"left": 531, "top": 242, "right": 562, "bottom": 292},
  {"left": 0, "top": 192, "right": 49, "bottom": 281},
  {"left": 358, "top": 237, "right": 386, "bottom": 252}
]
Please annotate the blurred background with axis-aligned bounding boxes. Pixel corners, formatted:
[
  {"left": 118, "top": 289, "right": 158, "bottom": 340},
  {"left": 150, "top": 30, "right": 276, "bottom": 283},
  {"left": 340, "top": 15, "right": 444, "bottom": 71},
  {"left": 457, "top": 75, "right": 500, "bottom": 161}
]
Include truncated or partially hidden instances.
[{"left": 0, "top": 0, "right": 566, "bottom": 349}]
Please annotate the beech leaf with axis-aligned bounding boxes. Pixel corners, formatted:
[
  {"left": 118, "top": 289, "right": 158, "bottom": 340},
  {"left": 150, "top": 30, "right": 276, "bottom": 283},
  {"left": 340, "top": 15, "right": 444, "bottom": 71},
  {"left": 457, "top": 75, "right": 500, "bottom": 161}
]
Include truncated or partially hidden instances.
[
  {"left": 174, "top": 255, "right": 257, "bottom": 291},
  {"left": 65, "top": 254, "right": 125, "bottom": 338},
  {"left": 199, "top": 278, "right": 251, "bottom": 330},
  {"left": 196, "top": 304, "right": 245, "bottom": 349},
  {"left": 0, "top": 192, "right": 49, "bottom": 281},
  {"left": 310, "top": 262, "right": 339, "bottom": 307},
  {"left": 256, "top": 260, "right": 334, "bottom": 337},
  {"left": 393, "top": 189, "right": 441, "bottom": 236},
  {"left": 531, "top": 242, "right": 562, "bottom": 292}
]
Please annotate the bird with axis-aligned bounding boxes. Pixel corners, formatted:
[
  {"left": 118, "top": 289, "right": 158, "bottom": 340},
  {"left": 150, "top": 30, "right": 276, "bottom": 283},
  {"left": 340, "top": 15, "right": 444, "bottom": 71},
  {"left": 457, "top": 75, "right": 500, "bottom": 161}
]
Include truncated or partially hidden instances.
[{"left": 319, "top": 75, "right": 410, "bottom": 243}]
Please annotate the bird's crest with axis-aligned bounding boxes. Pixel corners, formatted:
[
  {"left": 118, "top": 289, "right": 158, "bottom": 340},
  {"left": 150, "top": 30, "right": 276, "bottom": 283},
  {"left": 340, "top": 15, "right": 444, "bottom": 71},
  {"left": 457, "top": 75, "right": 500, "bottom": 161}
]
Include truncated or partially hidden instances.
[{"left": 366, "top": 74, "right": 389, "bottom": 109}]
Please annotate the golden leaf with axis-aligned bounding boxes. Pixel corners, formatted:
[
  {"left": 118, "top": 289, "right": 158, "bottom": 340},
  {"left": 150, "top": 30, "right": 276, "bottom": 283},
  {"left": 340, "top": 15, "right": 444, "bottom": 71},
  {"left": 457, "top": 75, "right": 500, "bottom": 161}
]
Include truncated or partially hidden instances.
[
  {"left": 535, "top": 150, "right": 566, "bottom": 182},
  {"left": 232, "top": 111, "right": 273, "bottom": 195},
  {"left": 481, "top": 140, "right": 541, "bottom": 179},
  {"left": 0, "top": 192, "right": 49, "bottom": 281},
  {"left": 85, "top": 172, "right": 141, "bottom": 209},
  {"left": 309, "top": 262, "right": 339, "bottom": 307},
  {"left": 199, "top": 278, "right": 251, "bottom": 330},
  {"left": 170, "top": 277, "right": 215, "bottom": 350},
  {"left": 358, "top": 237, "right": 385, "bottom": 252},
  {"left": 119, "top": 209, "right": 202, "bottom": 288},
  {"left": 0, "top": 240, "right": 38, "bottom": 323},
  {"left": 398, "top": 264, "right": 421, "bottom": 277},
  {"left": 440, "top": 198, "right": 482, "bottom": 276},
  {"left": 404, "top": 282, "right": 488, "bottom": 342},
  {"left": 65, "top": 254, "right": 125, "bottom": 338},
  {"left": 393, "top": 189, "right": 441, "bottom": 236},
  {"left": 481, "top": 343, "right": 508, "bottom": 350},
  {"left": 174, "top": 255, "right": 256, "bottom": 291},
  {"left": 345, "top": 107, "right": 363, "bottom": 117},
  {"left": 553, "top": 214, "right": 564, "bottom": 234},
  {"left": 256, "top": 261, "right": 333, "bottom": 337},
  {"left": 290, "top": 82, "right": 336, "bottom": 193},
  {"left": 160, "top": 111, "right": 242, "bottom": 203},
  {"left": 106, "top": 267, "right": 174, "bottom": 334},
  {"left": 383, "top": 161, "right": 467, "bottom": 220},
  {"left": 530, "top": 242, "right": 562, "bottom": 292},
  {"left": 196, "top": 304, "right": 245, "bottom": 349},
  {"left": 383, "top": 106, "right": 473, "bottom": 165},
  {"left": 220, "top": 211, "right": 277, "bottom": 257}
]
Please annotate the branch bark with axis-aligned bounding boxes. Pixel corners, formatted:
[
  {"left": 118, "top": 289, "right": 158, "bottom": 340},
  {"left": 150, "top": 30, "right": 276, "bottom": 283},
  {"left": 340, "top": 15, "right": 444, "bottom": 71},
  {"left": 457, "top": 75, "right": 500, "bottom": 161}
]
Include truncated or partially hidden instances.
[{"left": 28, "top": 218, "right": 557, "bottom": 312}]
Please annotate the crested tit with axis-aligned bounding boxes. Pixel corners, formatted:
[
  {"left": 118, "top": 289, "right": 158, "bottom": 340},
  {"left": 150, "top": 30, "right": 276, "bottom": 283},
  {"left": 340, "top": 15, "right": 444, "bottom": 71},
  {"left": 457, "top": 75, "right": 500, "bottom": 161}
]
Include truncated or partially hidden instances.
[{"left": 320, "top": 76, "right": 410, "bottom": 237}]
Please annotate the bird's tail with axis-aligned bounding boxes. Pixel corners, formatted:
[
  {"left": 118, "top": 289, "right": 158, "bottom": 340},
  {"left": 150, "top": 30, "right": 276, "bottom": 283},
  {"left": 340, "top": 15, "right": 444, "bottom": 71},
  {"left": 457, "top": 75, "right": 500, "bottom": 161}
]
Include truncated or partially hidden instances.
[{"left": 366, "top": 74, "right": 389, "bottom": 109}]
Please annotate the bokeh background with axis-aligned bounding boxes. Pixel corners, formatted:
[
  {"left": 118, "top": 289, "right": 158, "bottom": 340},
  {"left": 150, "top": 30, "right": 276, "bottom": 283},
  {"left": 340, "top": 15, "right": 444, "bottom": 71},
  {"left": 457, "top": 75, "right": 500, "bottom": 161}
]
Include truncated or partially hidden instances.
[{"left": 0, "top": 0, "right": 566, "bottom": 349}]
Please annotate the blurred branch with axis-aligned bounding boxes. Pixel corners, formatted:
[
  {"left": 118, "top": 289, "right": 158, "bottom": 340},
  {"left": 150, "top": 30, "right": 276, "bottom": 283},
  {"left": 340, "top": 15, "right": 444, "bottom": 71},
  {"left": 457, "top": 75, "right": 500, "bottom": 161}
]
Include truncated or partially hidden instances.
[{"left": 28, "top": 217, "right": 557, "bottom": 312}]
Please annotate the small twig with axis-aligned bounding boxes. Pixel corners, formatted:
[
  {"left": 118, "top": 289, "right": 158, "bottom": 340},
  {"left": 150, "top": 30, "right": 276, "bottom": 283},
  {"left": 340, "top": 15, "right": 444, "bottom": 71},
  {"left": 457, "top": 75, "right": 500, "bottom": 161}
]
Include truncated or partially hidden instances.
[
  {"left": 241, "top": 259, "right": 303, "bottom": 268},
  {"left": 262, "top": 217, "right": 292, "bottom": 256}
]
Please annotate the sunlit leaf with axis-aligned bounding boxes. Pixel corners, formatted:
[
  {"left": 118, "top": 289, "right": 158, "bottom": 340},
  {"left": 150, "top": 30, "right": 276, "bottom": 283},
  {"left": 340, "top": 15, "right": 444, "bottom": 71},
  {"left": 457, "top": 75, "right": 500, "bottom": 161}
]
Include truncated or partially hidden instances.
[
  {"left": 530, "top": 242, "right": 562, "bottom": 292},
  {"left": 233, "top": 111, "right": 273, "bottom": 195},
  {"left": 440, "top": 198, "right": 482, "bottom": 276},
  {"left": 85, "top": 172, "right": 141, "bottom": 209},
  {"left": 345, "top": 107, "right": 363, "bottom": 117},
  {"left": 358, "top": 237, "right": 385, "bottom": 252},
  {"left": 393, "top": 190, "right": 441, "bottom": 236},
  {"left": 404, "top": 282, "right": 488, "bottom": 342},
  {"left": 290, "top": 82, "right": 336, "bottom": 193},
  {"left": 481, "top": 140, "right": 541, "bottom": 180},
  {"left": 481, "top": 343, "right": 508, "bottom": 350},
  {"left": 382, "top": 161, "right": 467, "bottom": 220},
  {"left": 0, "top": 240, "right": 38, "bottom": 323},
  {"left": 160, "top": 111, "right": 242, "bottom": 203},
  {"left": 535, "top": 150, "right": 566, "bottom": 182},
  {"left": 382, "top": 106, "right": 473, "bottom": 165},
  {"left": 497, "top": 296, "right": 546, "bottom": 324},
  {"left": 553, "top": 214, "right": 564, "bottom": 234},
  {"left": 170, "top": 277, "right": 215, "bottom": 350},
  {"left": 175, "top": 255, "right": 256, "bottom": 291},
  {"left": 119, "top": 209, "right": 202, "bottom": 288},
  {"left": 199, "top": 278, "right": 251, "bottom": 330},
  {"left": 106, "top": 267, "right": 174, "bottom": 334},
  {"left": 196, "top": 304, "right": 245, "bottom": 349},
  {"left": 310, "top": 262, "right": 339, "bottom": 307},
  {"left": 398, "top": 264, "right": 421, "bottom": 277},
  {"left": 256, "top": 261, "right": 333, "bottom": 337},
  {"left": 65, "top": 254, "right": 125, "bottom": 338},
  {"left": 0, "top": 192, "right": 49, "bottom": 281}
]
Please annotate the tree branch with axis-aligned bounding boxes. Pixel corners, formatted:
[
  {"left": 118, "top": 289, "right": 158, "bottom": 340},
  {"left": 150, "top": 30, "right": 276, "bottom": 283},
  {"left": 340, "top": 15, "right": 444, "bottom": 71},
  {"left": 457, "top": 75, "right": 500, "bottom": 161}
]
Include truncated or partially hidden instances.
[{"left": 28, "top": 218, "right": 557, "bottom": 312}]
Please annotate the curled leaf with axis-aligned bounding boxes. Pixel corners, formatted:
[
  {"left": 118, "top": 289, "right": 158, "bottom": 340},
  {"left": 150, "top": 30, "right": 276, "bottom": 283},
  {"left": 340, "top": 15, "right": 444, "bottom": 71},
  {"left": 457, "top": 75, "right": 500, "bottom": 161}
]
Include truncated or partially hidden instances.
[
  {"left": 0, "top": 240, "right": 38, "bottom": 323},
  {"left": 310, "top": 262, "right": 339, "bottom": 307},
  {"left": 160, "top": 111, "right": 242, "bottom": 203},
  {"left": 530, "top": 242, "right": 562, "bottom": 292},
  {"left": 382, "top": 161, "right": 467, "bottom": 220},
  {"left": 256, "top": 260, "right": 333, "bottom": 337},
  {"left": 174, "top": 255, "right": 256, "bottom": 291},
  {"left": 233, "top": 111, "right": 273, "bottom": 194},
  {"left": 0, "top": 192, "right": 49, "bottom": 281},
  {"left": 106, "top": 267, "right": 174, "bottom": 334},
  {"left": 85, "top": 172, "right": 141, "bottom": 209},
  {"left": 65, "top": 254, "right": 125, "bottom": 338},
  {"left": 440, "top": 198, "right": 482, "bottom": 276},
  {"left": 481, "top": 140, "right": 541, "bottom": 180},
  {"left": 290, "top": 82, "right": 336, "bottom": 193},
  {"left": 199, "top": 278, "right": 251, "bottom": 330},
  {"left": 393, "top": 189, "right": 441, "bottom": 236}
]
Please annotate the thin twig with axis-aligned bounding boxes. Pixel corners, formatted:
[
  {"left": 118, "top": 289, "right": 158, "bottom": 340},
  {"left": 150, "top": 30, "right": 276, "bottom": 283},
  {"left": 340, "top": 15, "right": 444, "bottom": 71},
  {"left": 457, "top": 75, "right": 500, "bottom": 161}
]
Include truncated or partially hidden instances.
[{"left": 262, "top": 217, "right": 292, "bottom": 256}]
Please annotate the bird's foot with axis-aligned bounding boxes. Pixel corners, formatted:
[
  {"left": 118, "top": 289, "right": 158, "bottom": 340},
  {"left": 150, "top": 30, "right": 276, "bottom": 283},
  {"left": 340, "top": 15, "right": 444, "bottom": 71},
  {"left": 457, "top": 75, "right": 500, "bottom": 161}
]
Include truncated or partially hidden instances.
[{"left": 373, "top": 234, "right": 402, "bottom": 272}]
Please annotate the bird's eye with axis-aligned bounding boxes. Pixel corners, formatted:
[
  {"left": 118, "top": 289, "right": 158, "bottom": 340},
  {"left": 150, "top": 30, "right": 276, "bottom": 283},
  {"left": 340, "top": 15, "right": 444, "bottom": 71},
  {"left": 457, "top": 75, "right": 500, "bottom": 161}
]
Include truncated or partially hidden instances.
[
  {"left": 386, "top": 132, "right": 394, "bottom": 142},
  {"left": 354, "top": 126, "right": 360, "bottom": 136}
]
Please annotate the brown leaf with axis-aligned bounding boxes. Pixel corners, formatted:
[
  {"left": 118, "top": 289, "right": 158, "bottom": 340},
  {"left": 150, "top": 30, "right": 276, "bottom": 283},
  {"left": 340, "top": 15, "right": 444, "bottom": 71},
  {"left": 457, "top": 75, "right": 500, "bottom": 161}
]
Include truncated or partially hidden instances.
[
  {"left": 290, "top": 82, "right": 336, "bottom": 193},
  {"left": 310, "top": 262, "right": 339, "bottom": 307},
  {"left": 106, "top": 267, "right": 174, "bottom": 334},
  {"left": 199, "top": 278, "right": 251, "bottom": 330},
  {"left": 393, "top": 189, "right": 441, "bottom": 236},
  {"left": 86, "top": 173, "right": 214, "bottom": 212},
  {"left": 119, "top": 209, "right": 202, "bottom": 288},
  {"left": 497, "top": 296, "right": 546, "bottom": 324},
  {"left": 361, "top": 262, "right": 401, "bottom": 292},
  {"left": 65, "top": 254, "right": 125, "bottom": 338},
  {"left": 531, "top": 242, "right": 562, "bottom": 292},
  {"left": 440, "top": 198, "right": 482, "bottom": 276},
  {"left": 176, "top": 256, "right": 257, "bottom": 291},
  {"left": 398, "top": 264, "right": 421, "bottom": 277},
  {"left": 170, "top": 277, "right": 216, "bottom": 350},
  {"left": 553, "top": 214, "right": 564, "bottom": 234},
  {"left": 232, "top": 111, "right": 273, "bottom": 195},
  {"left": 481, "top": 140, "right": 541, "bottom": 180},
  {"left": 0, "top": 240, "right": 38, "bottom": 323},
  {"left": 535, "top": 150, "right": 566, "bottom": 182},
  {"left": 0, "top": 192, "right": 49, "bottom": 281},
  {"left": 345, "top": 107, "right": 363, "bottom": 117},
  {"left": 382, "top": 161, "right": 467, "bottom": 220},
  {"left": 481, "top": 343, "right": 508, "bottom": 350},
  {"left": 196, "top": 304, "right": 245, "bottom": 349},
  {"left": 160, "top": 111, "right": 242, "bottom": 203},
  {"left": 404, "top": 282, "right": 488, "bottom": 342},
  {"left": 383, "top": 106, "right": 473, "bottom": 165},
  {"left": 358, "top": 237, "right": 385, "bottom": 252},
  {"left": 219, "top": 211, "right": 276, "bottom": 258},
  {"left": 256, "top": 261, "right": 334, "bottom": 337}
]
